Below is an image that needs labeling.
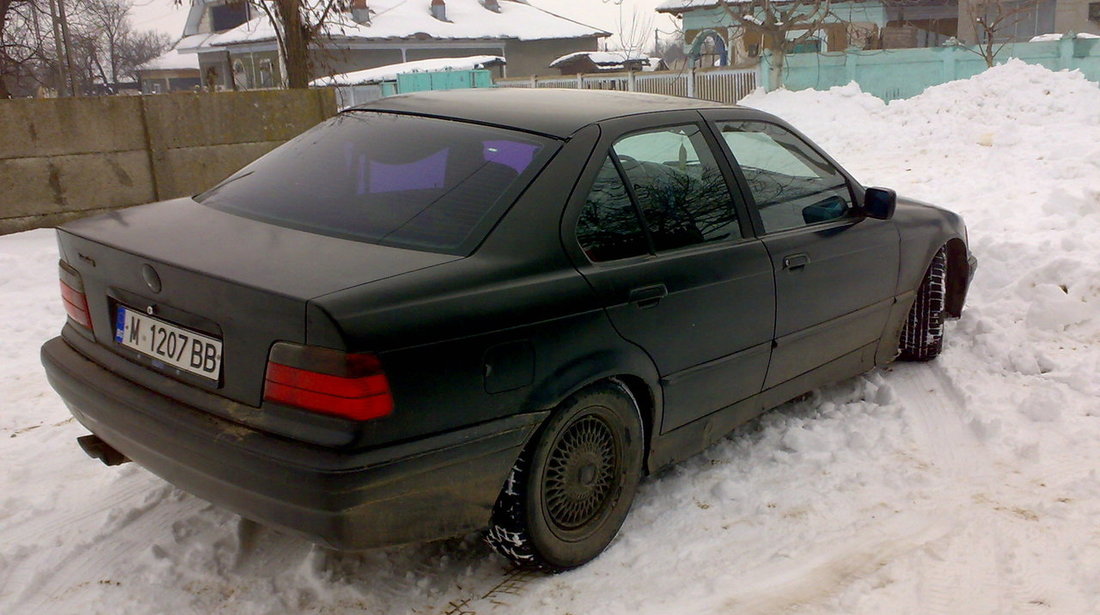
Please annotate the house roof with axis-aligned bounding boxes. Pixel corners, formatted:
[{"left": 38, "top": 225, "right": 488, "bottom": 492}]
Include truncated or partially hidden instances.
[
  {"left": 189, "top": 0, "right": 609, "bottom": 51},
  {"left": 137, "top": 46, "right": 202, "bottom": 72},
  {"left": 310, "top": 55, "right": 505, "bottom": 86},
  {"left": 549, "top": 50, "right": 652, "bottom": 68}
]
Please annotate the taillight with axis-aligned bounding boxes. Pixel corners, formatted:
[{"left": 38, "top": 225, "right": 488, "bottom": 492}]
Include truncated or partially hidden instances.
[
  {"left": 59, "top": 260, "right": 93, "bottom": 331},
  {"left": 263, "top": 343, "right": 393, "bottom": 421}
]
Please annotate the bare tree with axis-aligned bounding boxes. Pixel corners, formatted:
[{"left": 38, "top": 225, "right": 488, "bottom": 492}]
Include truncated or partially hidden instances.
[
  {"left": 604, "top": 0, "right": 655, "bottom": 57},
  {"left": 655, "top": 29, "right": 688, "bottom": 70},
  {"left": 82, "top": 0, "right": 129, "bottom": 86},
  {"left": 721, "top": 0, "right": 832, "bottom": 89},
  {"left": 965, "top": 0, "right": 1042, "bottom": 67},
  {"left": 1, "top": 0, "right": 50, "bottom": 97},
  {"left": 2, "top": 0, "right": 168, "bottom": 96},
  {"left": 116, "top": 28, "right": 171, "bottom": 81}
]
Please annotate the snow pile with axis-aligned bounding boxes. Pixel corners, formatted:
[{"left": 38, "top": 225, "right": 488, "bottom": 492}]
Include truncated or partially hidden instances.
[
  {"left": 3, "top": 61, "right": 1100, "bottom": 613},
  {"left": 742, "top": 59, "right": 1100, "bottom": 381}
]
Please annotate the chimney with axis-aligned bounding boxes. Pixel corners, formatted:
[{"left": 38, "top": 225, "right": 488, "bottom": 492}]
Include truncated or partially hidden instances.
[
  {"left": 351, "top": 0, "right": 371, "bottom": 24},
  {"left": 483, "top": 0, "right": 500, "bottom": 12},
  {"left": 430, "top": 0, "right": 448, "bottom": 21}
]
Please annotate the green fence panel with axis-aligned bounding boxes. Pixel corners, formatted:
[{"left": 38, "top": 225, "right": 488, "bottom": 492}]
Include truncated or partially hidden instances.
[
  {"left": 772, "top": 35, "right": 1100, "bottom": 101},
  {"left": 395, "top": 69, "right": 493, "bottom": 94}
]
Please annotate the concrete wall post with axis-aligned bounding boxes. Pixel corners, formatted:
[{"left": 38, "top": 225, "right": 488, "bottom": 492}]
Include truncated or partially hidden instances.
[{"left": 1059, "top": 33, "right": 1074, "bottom": 70}]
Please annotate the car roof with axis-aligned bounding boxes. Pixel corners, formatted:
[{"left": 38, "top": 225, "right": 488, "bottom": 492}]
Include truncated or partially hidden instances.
[{"left": 348, "top": 88, "right": 740, "bottom": 139}]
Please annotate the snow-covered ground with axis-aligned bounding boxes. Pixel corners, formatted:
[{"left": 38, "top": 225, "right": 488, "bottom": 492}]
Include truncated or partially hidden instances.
[{"left": 2, "top": 60, "right": 1099, "bottom": 613}]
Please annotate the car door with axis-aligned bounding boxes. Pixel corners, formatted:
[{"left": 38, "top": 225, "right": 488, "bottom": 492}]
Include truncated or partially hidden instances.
[
  {"left": 562, "top": 113, "right": 775, "bottom": 434},
  {"left": 702, "top": 114, "right": 900, "bottom": 388}
]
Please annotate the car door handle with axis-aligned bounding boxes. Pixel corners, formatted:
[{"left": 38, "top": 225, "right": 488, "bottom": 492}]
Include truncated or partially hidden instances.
[
  {"left": 783, "top": 253, "right": 810, "bottom": 271},
  {"left": 629, "top": 284, "right": 667, "bottom": 308}
]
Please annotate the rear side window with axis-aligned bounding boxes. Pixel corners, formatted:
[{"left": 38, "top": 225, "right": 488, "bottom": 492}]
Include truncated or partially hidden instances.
[
  {"left": 576, "top": 124, "right": 740, "bottom": 262},
  {"left": 576, "top": 157, "right": 649, "bottom": 262},
  {"left": 614, "top": 125, "right": 740, "bottom": 250},
  {"left": 196, "top": 112, "right": 555, "bottom": 255}
]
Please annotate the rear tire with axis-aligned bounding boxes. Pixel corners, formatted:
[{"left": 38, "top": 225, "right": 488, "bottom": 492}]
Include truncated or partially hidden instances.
[
  {"left": 898, "top": 246, "right": 947, "bottom": 361},
  {"left": 485, "top": 381, "right": 644, "bottom": 572}
]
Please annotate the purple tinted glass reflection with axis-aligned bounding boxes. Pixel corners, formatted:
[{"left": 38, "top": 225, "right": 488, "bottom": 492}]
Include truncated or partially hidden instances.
[
  {"left": 482, "top": 140, "right": 540, "bottom": 174},
  {"left": 369, "top": 148, "right": 450, "bottom": 194}
]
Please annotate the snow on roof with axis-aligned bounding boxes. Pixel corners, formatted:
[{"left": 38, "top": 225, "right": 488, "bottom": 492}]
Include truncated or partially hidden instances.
[
  {"left": 656, "top": 0, "right": 751, "bottom": 13},
  {"left": 309, "top": 55, "right": 504, "bottom": 86},
  {"left": 175, "top": 32, "right": 216, "bottom": 53},
  {"left": 137, "top": 46, "right": 201, "bottom": 72},
  {"left": 549, "top": 50, "right": 652, "bottom": 68},
  {"left": 1029, "top": 32, "right": 1100, "bottom": 42},
  {"left": 199, "top": 0, "right": 608, "bottom": 49}
]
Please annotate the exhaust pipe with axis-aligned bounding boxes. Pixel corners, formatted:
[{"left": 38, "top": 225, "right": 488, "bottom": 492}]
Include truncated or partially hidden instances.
[{"left": 77, "top": 434, "right": 131, "bottom": 466}]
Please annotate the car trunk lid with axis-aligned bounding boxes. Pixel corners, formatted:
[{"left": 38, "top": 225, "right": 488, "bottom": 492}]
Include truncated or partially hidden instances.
[{"left": 57, "top": 198, "right": 460, "bottom": 407}]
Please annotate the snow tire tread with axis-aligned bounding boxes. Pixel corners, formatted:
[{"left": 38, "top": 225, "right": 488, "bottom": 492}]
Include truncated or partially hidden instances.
[{"left": 898, "top": 246, "right": 947, "bottom": 362}]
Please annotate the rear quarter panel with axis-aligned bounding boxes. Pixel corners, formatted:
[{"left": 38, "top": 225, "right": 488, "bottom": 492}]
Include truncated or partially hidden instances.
[{"left": 307, "top": 124, "right": 662, "bottom": 449}]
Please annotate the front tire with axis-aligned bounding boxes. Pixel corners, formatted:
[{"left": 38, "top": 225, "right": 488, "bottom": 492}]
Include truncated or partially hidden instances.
[
  {"left": 898, "top": 246, "right": 947, "bottom": 361},
  {"left": 485, "top": 381, "right": 644, "bottom": 571}
]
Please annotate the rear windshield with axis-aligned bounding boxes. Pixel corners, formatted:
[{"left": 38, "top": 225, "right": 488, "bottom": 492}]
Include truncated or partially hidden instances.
[{"left": 195, "top": 111, "right": 557, "bottom": 255}]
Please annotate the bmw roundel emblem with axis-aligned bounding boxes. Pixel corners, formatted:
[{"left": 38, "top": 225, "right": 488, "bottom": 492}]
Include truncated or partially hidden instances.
[{"left": 142, "top": 264, "right": 162, "bottom": 294}]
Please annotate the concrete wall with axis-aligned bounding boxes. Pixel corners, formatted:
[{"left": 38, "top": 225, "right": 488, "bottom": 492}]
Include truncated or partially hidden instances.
[
  {"left": 0, "top": 88, "right": 336, "bottom": 235},
  {"left": 774, "top": 34, "right": 1100, "bottom": 100}
]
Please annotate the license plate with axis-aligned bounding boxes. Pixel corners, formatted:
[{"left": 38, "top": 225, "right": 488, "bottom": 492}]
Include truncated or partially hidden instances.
[{"left": 114, "top": 306, "right": 222, "bottom": 381}]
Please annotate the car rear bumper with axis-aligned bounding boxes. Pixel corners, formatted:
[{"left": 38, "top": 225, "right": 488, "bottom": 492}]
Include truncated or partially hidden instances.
[{"left": 41, "top": 335, "right": 545, "bottom": 550}]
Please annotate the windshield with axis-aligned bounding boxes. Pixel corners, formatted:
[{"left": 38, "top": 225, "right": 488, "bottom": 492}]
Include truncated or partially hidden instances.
[{"left": 196, "top": 111, "right": 556, "bottom": 255}]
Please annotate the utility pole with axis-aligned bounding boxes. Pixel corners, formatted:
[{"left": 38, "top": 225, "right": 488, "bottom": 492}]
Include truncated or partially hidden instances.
[
  {"left": 56, "top": 0, "right": 79, "bottom": 96},
  {"left": 47, "top": 0, "right": 69, "bottom": 96}
]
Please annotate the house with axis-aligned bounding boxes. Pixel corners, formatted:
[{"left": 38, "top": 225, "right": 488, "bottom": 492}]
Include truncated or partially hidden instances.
[
  {"left": 136, "top": 47, "right": 202, "bottom": 94},
  {"left": 657, "top": 0, "right": 1100, "bottom": 65},
  {"left": 174, "top": 0, "right": 609, "bottom": 90},
  {"left": 549, "top": 50, "right": 666, "bottom": 74}
]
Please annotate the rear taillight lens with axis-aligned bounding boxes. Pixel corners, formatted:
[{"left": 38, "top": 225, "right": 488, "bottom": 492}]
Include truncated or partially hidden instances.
[
  {"left": 263, "top": 343, "right": 393, "bottom": 421},
  {"left": 59, "top": 260, "right": 93, "bottom": 331}
]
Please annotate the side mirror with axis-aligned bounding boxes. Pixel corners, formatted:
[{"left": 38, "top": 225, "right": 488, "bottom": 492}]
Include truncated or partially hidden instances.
[{"left": 863, "top": 187, "right": 896, "bottom": 220}]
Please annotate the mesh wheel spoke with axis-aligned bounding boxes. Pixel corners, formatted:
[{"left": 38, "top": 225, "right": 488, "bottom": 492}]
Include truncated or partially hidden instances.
[{"left": 543, "top": 414, "right": 619, "bottom": 530}]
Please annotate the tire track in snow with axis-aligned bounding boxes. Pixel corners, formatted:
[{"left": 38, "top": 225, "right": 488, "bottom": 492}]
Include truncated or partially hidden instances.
[
  {"left": 10, "top": 485, "right": 216, "bottom": 614},
  {"left": 885, "top": 361, "right": 982, "bottom": 478},
  {"left": 714, "top": 511, "right": 953, "bottom": 615},
  {"left": 878, "top": 354, "right": 1099, "bottom": 614},
  {"left": 873, "top": 360, "right": 1009, "bottom": 614}
]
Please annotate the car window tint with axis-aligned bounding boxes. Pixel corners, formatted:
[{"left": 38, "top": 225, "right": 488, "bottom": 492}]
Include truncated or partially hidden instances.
[
  {"left": 718, "top": 121, "right": 853, "bottom": 234},
  {"left": 577, "top": 157, "right": 650, "bottom": 262},
  {"left": 612, "top": 125, "right": 740, "bottom": 252},
  {"left": 195, "top": 112, "right": 554, "bottom": 255}
]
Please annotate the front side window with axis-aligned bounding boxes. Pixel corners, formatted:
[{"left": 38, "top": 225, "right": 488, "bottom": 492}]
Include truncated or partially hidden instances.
[
  {"left": 718, "top": 121, "right": 852, "bottom": 233},
  {"left": 197, "top": 112, "right": 553, "bottom": 255}
]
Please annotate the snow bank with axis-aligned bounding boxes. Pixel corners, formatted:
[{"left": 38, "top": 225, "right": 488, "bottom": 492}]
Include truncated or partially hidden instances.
[{"left": 3, "top": 61, "right": 1100, "bottom": 614}]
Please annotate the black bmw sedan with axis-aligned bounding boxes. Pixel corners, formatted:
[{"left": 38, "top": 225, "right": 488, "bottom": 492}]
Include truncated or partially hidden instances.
[{"left": 41, "top": 88, "right": 975, "bottom": 571}]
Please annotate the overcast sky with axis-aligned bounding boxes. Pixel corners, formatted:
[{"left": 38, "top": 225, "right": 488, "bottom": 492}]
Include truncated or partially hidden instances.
[{"left": 129, "top": 0, "right": 682, "bottom": 50}]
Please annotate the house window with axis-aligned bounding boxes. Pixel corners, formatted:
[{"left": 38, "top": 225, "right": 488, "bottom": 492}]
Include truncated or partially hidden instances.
[
  {"left": 211, "top": 2, "right": 249, "bottom": 32},
  {"left": 258, "top": 59, "right": 274, "bottom": 88},
  {"left": 233, "top": 59, "right": 250, "bottom": 89}
]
